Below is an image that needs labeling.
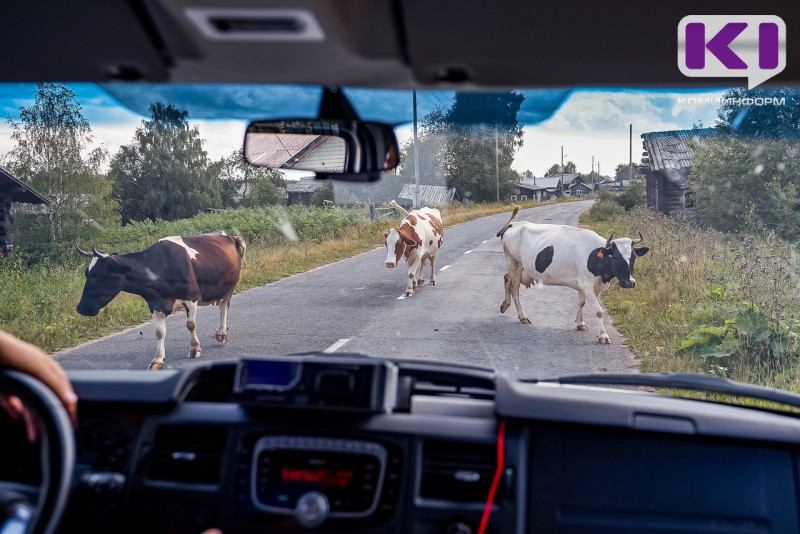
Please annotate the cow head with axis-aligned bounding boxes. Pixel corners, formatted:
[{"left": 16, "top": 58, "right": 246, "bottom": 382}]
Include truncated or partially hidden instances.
[
  {"left": 384, "top": 227, "right": 417, "bottom": 268},
  {"left": 76, "top": 245, "right": 132, "bottom": 316},
  {"left": 589, "top": 233, "right": 649, "bottom": 288}
]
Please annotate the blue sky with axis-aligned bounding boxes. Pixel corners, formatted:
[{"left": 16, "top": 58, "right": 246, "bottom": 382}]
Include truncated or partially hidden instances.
[{"left": 0, "top": 83, "right": 729, "bottom": 177}]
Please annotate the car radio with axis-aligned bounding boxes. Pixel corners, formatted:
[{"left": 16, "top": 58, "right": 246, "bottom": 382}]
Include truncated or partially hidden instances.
[
  {"left": 250, "top": 436, "right": 387, "bottom": 528},
  {"left": 233, "top": 356, "right": 398, "bottom": 414}
]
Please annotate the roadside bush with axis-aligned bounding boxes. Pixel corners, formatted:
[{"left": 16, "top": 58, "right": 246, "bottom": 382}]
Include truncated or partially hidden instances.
[{"left": 587, "top": 200, "right": 624, "bottom": 221}]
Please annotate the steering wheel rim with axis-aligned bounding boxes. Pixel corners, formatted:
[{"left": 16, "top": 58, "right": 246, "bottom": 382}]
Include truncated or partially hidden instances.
[{"left": 0, "top": 369, "right": 75, "bottom": 534}]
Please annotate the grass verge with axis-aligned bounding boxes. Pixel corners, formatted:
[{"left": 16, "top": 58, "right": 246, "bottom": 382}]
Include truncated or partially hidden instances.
[{"left": 581, "top": 205, "right": 800, "bottom": 393}]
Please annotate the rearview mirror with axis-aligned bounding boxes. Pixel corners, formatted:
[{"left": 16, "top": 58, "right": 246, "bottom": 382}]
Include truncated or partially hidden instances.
[{"left": 244, "top": 119, "right": 399, "bottom": 179}]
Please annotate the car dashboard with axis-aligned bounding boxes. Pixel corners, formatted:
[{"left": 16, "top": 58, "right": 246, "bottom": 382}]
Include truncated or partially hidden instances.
[{"left": 4, "top": 356, "right": 800, "bottom": 534}]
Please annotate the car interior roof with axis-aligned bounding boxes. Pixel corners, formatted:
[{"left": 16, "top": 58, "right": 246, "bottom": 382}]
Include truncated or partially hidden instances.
[{"left": 4, "top": 0, "right": 799, "bottom": 88}]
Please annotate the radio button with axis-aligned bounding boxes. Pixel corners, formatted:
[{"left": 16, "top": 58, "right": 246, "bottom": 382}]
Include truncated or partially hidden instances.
[{"left": 296, "top": 491, "right": 329, "bottom": 529}]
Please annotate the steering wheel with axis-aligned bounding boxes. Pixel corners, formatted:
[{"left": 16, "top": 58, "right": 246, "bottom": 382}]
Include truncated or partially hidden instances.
[{"left": 0, "top": 370, "right": 75, "bottom": 534}]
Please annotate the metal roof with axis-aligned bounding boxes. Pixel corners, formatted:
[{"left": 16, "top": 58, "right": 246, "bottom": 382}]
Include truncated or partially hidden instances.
[
  {"left": 398, "top": 184, "right": 456, "bottom": 205},
  {"left": 641, "top": 128, "right": 717, "bottom": 171},
  {"left": 519, "top": 176, "right": 561, "bottom": 190},
  {"left": 0, "top": 166, "right": 49, "bottom": 205},
  {"left": 246, "top": 133, "right": 346, "bottom": 173}
]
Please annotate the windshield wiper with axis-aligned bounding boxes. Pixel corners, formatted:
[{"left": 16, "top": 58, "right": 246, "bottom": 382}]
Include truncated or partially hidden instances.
[{"left": 522, "top": 373, "right": 800, "bottom": 412}]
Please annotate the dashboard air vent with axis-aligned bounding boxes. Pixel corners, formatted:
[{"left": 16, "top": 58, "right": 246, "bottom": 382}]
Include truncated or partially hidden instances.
[
  {"left": 420, "top": 440, "right": 497, "bottom": 502},
  {"left": 147, "top": 425, "right": 228, "bottom": 485}
]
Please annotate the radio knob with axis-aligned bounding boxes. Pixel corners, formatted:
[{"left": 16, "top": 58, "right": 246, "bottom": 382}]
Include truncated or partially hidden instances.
[{"left": 295, "top": 491, "right": 329, "bottom": 529}]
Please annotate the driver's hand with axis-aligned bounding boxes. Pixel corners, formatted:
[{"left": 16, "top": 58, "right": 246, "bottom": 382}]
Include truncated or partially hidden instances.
[{"left": 0, "top": 330, "right": 78, "bottom": 440}]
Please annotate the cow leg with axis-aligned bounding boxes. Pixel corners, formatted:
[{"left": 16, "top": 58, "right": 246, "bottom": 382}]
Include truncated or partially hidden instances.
[
  {"left": 147, "top": 312, "right": 167, "bottom": 370},
  {"left": 503, "top": 255, "right": 530, "bottom": 324},
  {"left": 584, "top": 285, "right": 610, "bottom": 343},
  {"left": 184, "top": 301, "right": 202, "bottom": 358},
  {"left": 500, "top": 273, "right": 511, "bottom": 314},
  {"left": 418, "top": 257, "right": 427, "bottom": 285},
  {"left": 576, "top": 289, "right": 589, "bottom": 331},
  {"left": 428, "top": 254, "right": 437, "bottom": 285},
  {"left": 404, "top": 256, "right": 421, "bottom": 297},
  {"left": 215, "top": 293, "right": 232, "bottom": 342}
]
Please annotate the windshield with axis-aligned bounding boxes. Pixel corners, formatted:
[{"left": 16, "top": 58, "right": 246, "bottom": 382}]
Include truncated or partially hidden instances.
[{"left": 1, "top": 83, "right": 798, "bottom": 390}]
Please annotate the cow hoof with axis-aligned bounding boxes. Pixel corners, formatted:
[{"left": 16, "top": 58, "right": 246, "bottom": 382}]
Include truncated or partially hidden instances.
[
  {"left": 429, "top": 280, "right": 436, "bottom": 285},
  {"left": 599, "top": 337, "right": 611, "bottom": 344},
  {"left": 215, "top": 333, "right": 228, "bottom": 343},
  {"left": 404, "top": 291, "right": 414, "bottom": 297},
  {"left": 520, "top": 317, "right": 531, "bottom": 325},
  {"left": 500, "top": 303, "right": 510, "bottom": 314},
  {"left": 577, "top": 324, "right": 589, "bottom": 331},
  {"left": 147, "top": 361, "right": 164, "bottom": 371},
  {"left": 418, "top": 279, "right": 425, "bottom": 285},
  {"left": 189, "top": 348, "right": 202, "bottom": 359}
]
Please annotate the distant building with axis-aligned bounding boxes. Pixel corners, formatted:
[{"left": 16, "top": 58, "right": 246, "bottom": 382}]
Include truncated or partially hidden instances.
[
  {"left": 0, "top": 167, "right": 50, "bottom": 259},
  {"left": 514, "top": 173, "right": 593, "bottom": 201},
  {"left": 287, "top": 178, "right": 327, "bottom": 206},
  {"left": 640, "top": 127, "right": 717, "bottom": 216}
]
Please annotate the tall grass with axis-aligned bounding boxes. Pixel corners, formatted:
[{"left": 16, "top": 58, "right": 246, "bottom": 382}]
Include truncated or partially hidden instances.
[
  {"left": 581, "top": 205, "right": 800, "bottom": 391},
  {"left": 2, "top": 199, "right": 549, "bottom": 353}
]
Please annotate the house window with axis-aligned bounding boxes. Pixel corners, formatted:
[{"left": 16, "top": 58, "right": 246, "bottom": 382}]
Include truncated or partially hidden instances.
[
  {"left": 575, "top": 189, "right": 583, "bottom": 195},
  {"left": 564, "top": 190, "right": 571, "bottom": 196},
  {"left": 520, "top": 195, "right": 527, "bottom": 201},
  {"left": 511, "top": 195, "right": 517, "bottom": 201}
]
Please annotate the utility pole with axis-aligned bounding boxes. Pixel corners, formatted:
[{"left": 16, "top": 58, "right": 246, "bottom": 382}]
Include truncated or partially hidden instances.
[
  {"left": 495, "top": 126, "right": 500, "bottom": 203},
  {"left": 560, "top": 146, "right": 565, "bottom": 197},
  {"left": 591, "top": 155, "right": 595, "bottom": 190},
  {"left": 628, "top": 123, "right": 633, "bottom": 183},
  {"left": 413, "top": 90, "right": 420, "bottom": 210}
]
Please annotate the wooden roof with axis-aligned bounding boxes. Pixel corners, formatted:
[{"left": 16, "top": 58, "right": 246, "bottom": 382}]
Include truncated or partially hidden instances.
[
  {"left": 0, "top": 166, "right": 49, "bottom": 205},
  {"left": 286, "top": 178, "right": 327, "bottom": 194},
  {"left": 398, "top": 184, "right": 456, "bottom": 205},
  {"left": 641, "top": 128, "right": 717, "bottom": 172}
]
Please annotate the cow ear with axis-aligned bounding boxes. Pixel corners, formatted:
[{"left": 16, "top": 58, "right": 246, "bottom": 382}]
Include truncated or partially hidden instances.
[
  {"left": 634, "top": 246, "right": 649, "bottom": 257},
  {"left": 383, "top": 231, "right": 389, "bottom": 239}
]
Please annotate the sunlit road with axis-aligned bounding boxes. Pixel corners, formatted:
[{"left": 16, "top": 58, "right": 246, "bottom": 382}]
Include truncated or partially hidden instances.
[{"left": 56, "top": 200, "right": 639, "bottom": 379}]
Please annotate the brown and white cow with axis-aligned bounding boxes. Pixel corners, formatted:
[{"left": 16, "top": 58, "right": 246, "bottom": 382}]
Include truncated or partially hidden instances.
[
  {"left": 496, "top": 206, "right": 648, "bottom": 344},
  {"left": 76, "top": 230, "right": 246, "bottom": 370},
  {"left": 384, "top": 200, "right": 444, "bottom": 297}
]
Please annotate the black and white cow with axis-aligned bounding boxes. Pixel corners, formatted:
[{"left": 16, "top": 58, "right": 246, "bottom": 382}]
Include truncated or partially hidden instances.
[
  {"left": 496, "top": 206, "right": 648, "bottom": 343},
  {"left": 76, "top": 231, "right": 246, "bottom": 369}
]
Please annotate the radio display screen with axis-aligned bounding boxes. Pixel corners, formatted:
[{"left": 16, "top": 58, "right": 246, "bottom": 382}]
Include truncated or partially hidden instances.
[
  {"left": 254, "top": 449, "right": 382, "bottom": 514},
  {"left": 238, "top": 360, "right": 301, "bottom": 390}
]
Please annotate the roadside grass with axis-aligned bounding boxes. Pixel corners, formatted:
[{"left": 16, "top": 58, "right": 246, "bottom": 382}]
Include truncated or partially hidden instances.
[
  {"left": 3, "top": 198, "right": 572, "bottom": 354},
  {"left": 581, "top": 205, "right": 800, "bottom": 393}
]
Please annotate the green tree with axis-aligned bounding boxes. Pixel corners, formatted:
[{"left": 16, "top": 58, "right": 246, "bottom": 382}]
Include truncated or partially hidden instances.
[
  {"left": 310, "top": 181, "right": 334, "bottom": 206},
  {"left": 545, "top": 161, "right": 576, "bottom": 176},
  {"left": 716, "top": 88, "right": 800, "bottom": 139},
  {"left": 616, "top": 179, "right": 646, "bottom": 211},
  {"left": 110, "top": 102, "right": 221, "bottom": 222},
  {"left": 688, "top": 137, "right": 800, "bottom": 240},
  {"left": 4, "top": 83, "right": 119, "bottom": 258},
  {"left": 434, "top": 92, "right": 526, "bottom": 202},
  {"left": 217, "top": 149, "right": 286, "bottom": 208},
  {"left": 614, "top": 163, "right": 640, "bottom": 182}
]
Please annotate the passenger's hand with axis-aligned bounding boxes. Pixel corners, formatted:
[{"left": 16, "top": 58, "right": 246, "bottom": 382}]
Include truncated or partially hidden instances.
[
  {"left": 201, "top": 529, "right": 222, "bottom": 534},
  {"left": 0, "top": 330, "right": 78, "bottom": 440}
]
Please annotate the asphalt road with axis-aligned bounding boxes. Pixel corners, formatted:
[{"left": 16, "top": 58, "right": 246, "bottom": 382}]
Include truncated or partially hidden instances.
[{"left": 56, "top": 200, "right": 639, "bottom": 379}]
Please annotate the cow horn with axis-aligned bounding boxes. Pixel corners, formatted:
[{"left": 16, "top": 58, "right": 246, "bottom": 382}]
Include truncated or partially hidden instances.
[
  {"left": 76, "top": 244, "right": 93, "bottom": 257},
  {"left": 92, "top": 245, "right": 108, "bottom": 258},
  {"left": 632, "top": 232, "right": 644, "bottom": 244},
  {"left": 606, "top": 233, "right": 614, "bottom": 247}
]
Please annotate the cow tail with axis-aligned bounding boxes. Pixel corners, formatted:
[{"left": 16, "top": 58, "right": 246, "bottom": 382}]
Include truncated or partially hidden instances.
[
  {"left": 496, "top": 205, "right": 520, "bottom": 238},
  {"left": 233, "top": 235, "right": 247, "bottom": 258},
  {"left": 390, "top": 199, "right": 410, "bottom": 216}
]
